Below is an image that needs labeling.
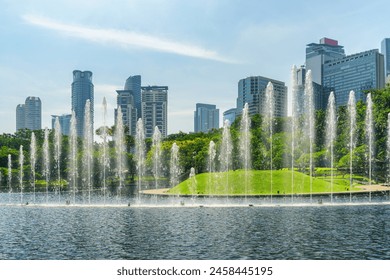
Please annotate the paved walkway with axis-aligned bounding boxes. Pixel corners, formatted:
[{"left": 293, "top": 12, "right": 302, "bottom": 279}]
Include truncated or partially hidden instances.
[{"left": 141, "top": 185, "right": 390, "bottom": 196}]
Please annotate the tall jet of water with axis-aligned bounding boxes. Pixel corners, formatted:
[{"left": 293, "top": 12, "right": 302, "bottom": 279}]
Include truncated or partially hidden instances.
[
  {"left": 189, "top": 167, "right": 197, "bottom": 199},
  {"left": 264, "top": 82, "right": 275, "bottom": 201},
  {"left": 19, "top": 145, "right": 24, "bottom": 204},
  {"left": 152, "top": 126, "right": 162, "bottom": 194},
  {"left": 239, "top": 103, "right": 251, "bottom": 200},
  {"left": 305, "top": 70, "right": 315, "bottom": 203},
  {"left": 43, "top": 128, "right": 50, "bottom": 203},
  {"left": 101, "top": 98, "right": 109, "bottom": 204},
  {"left": 83, "top": 100, "right": 93, "bottom": 204},
  {"left": 365, "top": 93, "right": 374, "bottom": 202},
  {"left": 8, "top": 154, "right": 12, "bottom": 202},
  {"left": 326, "top": 92, "right": 337, "bottom": 202},
  {"left": 30, "top": 132, "right": 36, "bottom": 203},
  {"left": 170, "top": 143, "right": 181, "bottom": 189},
  {"left": 347, "top": 91, "right": 356, "bottom": 202},
  {"left": 115, "top": 106, "right": 127, "bottom": 200},
  {"left": 54, "top": 117, "right": 62, "bottom": 203},
  {"left": 290, "top": 65, "right": 299, "bottom": 202},
  {"left": 207, "top": 140, "right": 216, "bottom": 195},
  {"left": 69, "top": 111, "right": 78, "bottom": 204},
  {"left": 387, "top": 113, "right": 390, "bottom": 185},
  {"left": 220, "top": 120, "right": 233, "bottom": 197},
  {"left": 135, "top": 118, "right": 145, "bottom": 203}
]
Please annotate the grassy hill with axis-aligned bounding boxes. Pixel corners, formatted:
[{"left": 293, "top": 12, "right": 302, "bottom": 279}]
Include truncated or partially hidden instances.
[{"left": 167, "top": 170, "right": 361, "bottom": 196}]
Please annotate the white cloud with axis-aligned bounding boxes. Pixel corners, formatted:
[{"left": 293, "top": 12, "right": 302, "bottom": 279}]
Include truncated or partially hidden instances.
[{"left": 22, "top": 14, "right": 235, "bottom": 63}]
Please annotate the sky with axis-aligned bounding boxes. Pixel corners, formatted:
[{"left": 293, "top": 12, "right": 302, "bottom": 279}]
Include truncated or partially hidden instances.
[{"left": 0, "top": 0, "right": 389, "bottom": 135}]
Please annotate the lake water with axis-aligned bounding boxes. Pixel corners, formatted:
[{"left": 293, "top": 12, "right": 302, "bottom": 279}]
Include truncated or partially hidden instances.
[{"left": 1, "top": 193, "right": 390, "bottom": 260}]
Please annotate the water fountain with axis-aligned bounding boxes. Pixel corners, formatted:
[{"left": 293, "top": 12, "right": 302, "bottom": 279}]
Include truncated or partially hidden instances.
[
  {"left": 365, "top": 93, "right": 374, "bottom": 202},
  {"left": 305, "top": 70, "right": 315, "bottom": 203},
  {"left": 135, "top": 118, "right": 145, "bottom": 204},
  {"left": 189, "top": 167, "right": 197, "bottom": 201},
  {"left": 8, "top": 154, "right": 11, "bottom": 203},
  {"left": 54, "top": 117, "right": 62, "bottom": 203},
  {"left": 101, "top": 98, "right": 109, "bottom": 204},
  {"left": 387, "top": 113, "right": 390, "bottom": 185},
  {"left": 207, "top": 140, "right": 216, "bottom": 196},
  {"left": 115, "top": 106, "right": 126, "bottom": 201},
  {"left": 83, "top": 100, "right": 93, "bottom": 204},
  {"left": 219, "top": 120, "right": 232, "bottom": 200},
  {"left": 19, "top": 145, "right": 24, "bottom": 204},
  {"left": 69, "top": 111, "right": 78, "bottom": 204},
  {"left": 239, "top": 103, "right": 251, "bottom": 201},
  {"left": 347, "top": 91, "right": 357, "bottom": 202},
  {"left": 43, "top": 127, "right": 50, "bottom": 203},
  {"left": 30, "top": 132, "right": 36, "bottom": 204},
  {"left": 290, "top": 65, "right": 299, "bottom": 202},
  {"left": 170, "top": 143, "right": 181, "bottom": 191},
  {"left": 325, "top": 92, "right": 336, "bottom": 202},
  {"left": 152, "top": 126, "right": 162, "bottom": 199},
  {"left": 263, "top": 83, "right": 274, "bottom": 201}
]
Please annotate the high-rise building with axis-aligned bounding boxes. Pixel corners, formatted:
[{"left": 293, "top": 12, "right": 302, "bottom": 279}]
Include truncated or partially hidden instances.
[
  {"left": 237, "top": 76, "right": 287, "bottom": 117},
  {"left": 124, "top": 75, "right": 142, "bottom": 119},
  {"left": 141, "top": 86, "right": 168, "bottom": 138},
  {"left": 305, "top": 37, "right": 345, "bottom": 85},
  {"left": 71, "top": 70, "right": 94, "bottom": 137},
  {"left": 381, "top": 38, "right": 390, "bottom": 78},
  {"left": 194, "top": 103, "right": 219, "bottom": 133},
  {"left": 16, "top": 96, "right": 41, "bottom": 131},
  {"left": 223, "top": 108, "right": 237, "bottom": 125},
  {"left": 16, "top": 104, "right": 25, "bottom": 131},
  {"left": 115, "top": 89, "right": 137, "bottom": 136},
  {"left": 295, "top": 66, "right": 327, "bottom": 111},
  {"left": 323, "top": 49, "right": 385, "bottom": 106},
  {"left": 51, "top": 114, "right": 72, "bottom": 136}
]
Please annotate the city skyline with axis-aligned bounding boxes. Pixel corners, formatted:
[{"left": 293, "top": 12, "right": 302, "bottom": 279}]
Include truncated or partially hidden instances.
[{"left": 1, "top": 0, "right": 390, "bottom": 135}]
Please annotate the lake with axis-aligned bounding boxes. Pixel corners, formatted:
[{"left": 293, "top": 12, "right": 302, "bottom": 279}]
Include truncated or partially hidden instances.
[{"left": 1, "top": 193, "right": 390, "bottom": 260}]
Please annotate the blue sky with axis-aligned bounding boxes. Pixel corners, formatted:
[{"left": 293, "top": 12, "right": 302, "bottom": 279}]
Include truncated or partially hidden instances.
[{"left": 0, "top": 0, "right": 389, "bottom": 135}]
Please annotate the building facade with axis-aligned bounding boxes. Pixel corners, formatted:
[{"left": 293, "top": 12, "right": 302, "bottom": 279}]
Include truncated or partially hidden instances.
[
  {"left": 381, "top": 38, "right": 390, "bottom": 79},
  {"left": 16, "top": 96, "right": 41, "bottom": 131},
  {"left": 51, "top": 114, "right": 72, "bottom": 136},
  {"left": 124, "top": 75, "right": 142, "bottom": 120},
  {"left": 322, "top": 49, "right": 385, "bottom": 106},
  {"left": 305, "top": 37, "right": 345, "bottom": 85},
  {"left": 295, "top": 66, "right": 327, "bottom": 111},
  {"left": 141, "top": 86, "right": 168, "bottom": 138},
  {"left": 16, "top": 104, "right": 25, "bottom": 131},
  {"left": 223, "top": 108, "right": 237, "bottom": 125},
  {"left": 71, "top": 70, "right": 94, "bottom": 137},
  {"left": 194, "top": 103, "right": 219, "bottom": 133},
  {"left": 237, "top": 76, "right": 287, "bottom": 117},
  {"left": 115, "top": 89, "right": 137, "bottom": 136}
]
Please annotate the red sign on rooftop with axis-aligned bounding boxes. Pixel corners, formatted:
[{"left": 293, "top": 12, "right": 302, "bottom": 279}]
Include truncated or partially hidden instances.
[{"left": 320, "top": 37, "right": 338, "bottom": 46}]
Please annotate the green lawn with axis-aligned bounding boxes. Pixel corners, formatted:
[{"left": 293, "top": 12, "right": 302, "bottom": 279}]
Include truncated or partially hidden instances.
[{"left": 167, "top": 170, "right": 362, "bottom": 196}]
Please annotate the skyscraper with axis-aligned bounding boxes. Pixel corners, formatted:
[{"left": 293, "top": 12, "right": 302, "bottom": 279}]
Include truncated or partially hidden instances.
[
  {"left": 71, "top": 70, "right": 94, "bottom": 137},
  {"left": 16, "top": 104, "right": 25, "bottom": 131},
  {"left": 223, "top": 108, "right": 237, "bottom": 125},
  {"left": 237, "top": 76, "right": 287, "bottom": 117},
  {"left": 16, "top": 96, "right": 41, "bottom": 131},
  {"left": 115, "top": 89, "right": 137, "bottom": 136},
  {"left": 295, "top": 65, "right": 327, "bottom": 111},
  {"left": 51, "top": 114, "right": 72, "bottom": 136},
  {"left": 124, "top": 75, "right": 142, "bottom": 119},
  {"left": 305, "top": 38, "right": 345, "bottom": 85},
  {"left": 322, "top": 49, "right": 385, "bottom": 106},
  {"left": 381, "top": 38, "right": 390, "bottom": 78},
  {"left": 141, "top": 86, "right": 168, "bottom": 138},
  {"left": 194, "top": 103, "right": 219, "bottom": 133}
]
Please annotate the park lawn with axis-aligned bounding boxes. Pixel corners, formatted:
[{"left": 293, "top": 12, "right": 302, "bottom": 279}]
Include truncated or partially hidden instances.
[{"left": 167, "top": 170, "right": 361, "bottom": 196}]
